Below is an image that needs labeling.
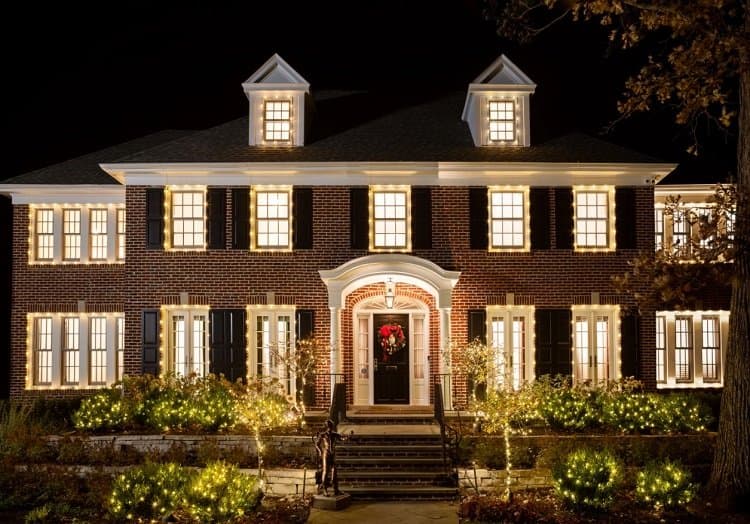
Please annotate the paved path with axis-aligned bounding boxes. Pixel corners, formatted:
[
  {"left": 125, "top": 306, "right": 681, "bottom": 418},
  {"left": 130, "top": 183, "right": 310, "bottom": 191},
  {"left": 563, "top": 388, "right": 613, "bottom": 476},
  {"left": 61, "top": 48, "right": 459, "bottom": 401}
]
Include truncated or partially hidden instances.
[{"left": 307, "top": 501, "right": 459, "bottom": 523}]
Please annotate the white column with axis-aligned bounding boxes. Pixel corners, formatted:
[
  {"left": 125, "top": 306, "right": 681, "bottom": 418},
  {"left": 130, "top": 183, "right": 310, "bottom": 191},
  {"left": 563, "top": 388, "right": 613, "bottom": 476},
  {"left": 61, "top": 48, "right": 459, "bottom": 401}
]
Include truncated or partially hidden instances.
[
  {"left": 329, "top": 306, "right": 341, "bottom": 402},
  {"left": 439, "top": 307, "right": 453, "bottom": 410}
]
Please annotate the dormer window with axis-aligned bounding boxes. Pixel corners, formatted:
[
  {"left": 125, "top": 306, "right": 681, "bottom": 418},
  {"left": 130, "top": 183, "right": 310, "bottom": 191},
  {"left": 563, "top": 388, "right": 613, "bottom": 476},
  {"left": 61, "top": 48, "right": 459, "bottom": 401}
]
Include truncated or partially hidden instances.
[
  {"left": 488, "top": 101, "right": 514, "bottom": 142},
  {"left": 264, "top": 101, "right": 291, "bottom": 142}
]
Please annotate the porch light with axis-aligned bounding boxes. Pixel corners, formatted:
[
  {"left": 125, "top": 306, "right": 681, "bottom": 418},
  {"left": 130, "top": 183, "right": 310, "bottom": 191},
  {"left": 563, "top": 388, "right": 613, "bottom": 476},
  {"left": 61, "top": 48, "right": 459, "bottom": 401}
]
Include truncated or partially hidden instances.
[{"left": 384, "top": 278, "right": 395, "bottom": 309}]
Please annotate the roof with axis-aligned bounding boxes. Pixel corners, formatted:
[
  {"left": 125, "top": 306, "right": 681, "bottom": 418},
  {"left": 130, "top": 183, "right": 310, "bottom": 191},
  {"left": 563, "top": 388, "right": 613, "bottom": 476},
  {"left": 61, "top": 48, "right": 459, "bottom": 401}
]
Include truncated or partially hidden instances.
[
  {"left": 117, "top": 93, "right": 662, "bottom": 164},
  {"left": 2, "top": 130, "right": 193, "bottom": 185}
]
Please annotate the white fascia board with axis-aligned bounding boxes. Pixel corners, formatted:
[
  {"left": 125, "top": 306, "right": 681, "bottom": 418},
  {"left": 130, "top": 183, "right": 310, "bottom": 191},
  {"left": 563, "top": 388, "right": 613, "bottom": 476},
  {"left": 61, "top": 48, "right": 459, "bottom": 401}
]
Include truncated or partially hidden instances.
[
  {"left": 468, "top": 83, "right": 536, "bottom": 93},
  {"left": 101, "top": 162, "right": 675, "bottom": 187},
  {"left": 655, "top": 183, "right": 724, "bottom": 196},
  {"left": 242, "top": 83, "right": 310, "bottom": 93},
  {"left": 0, "top": 184, "right": 125, "bottom": 205}
]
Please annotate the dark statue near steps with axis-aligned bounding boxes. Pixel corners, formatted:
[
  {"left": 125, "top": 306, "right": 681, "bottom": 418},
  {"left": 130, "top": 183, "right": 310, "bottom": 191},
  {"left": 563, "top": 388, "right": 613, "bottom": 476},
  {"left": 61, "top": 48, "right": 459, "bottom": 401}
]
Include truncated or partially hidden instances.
[{"left": 313, "top": 419, "right": 346, "bottom": 496}]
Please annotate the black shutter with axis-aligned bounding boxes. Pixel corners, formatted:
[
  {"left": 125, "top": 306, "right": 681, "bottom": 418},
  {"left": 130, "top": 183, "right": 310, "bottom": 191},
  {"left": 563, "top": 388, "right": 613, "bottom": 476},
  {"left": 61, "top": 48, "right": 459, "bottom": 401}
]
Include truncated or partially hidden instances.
[
  {"left": 207, "top": 188, "right": 226, "bottom": 249},
  {"left": 535, "top": 309, "right": 572, "bottom": 377},
  {"left": 296, "top": 309, "right": 315, "bottom": 340},
  {"left": 620, "top": 313, "right": 639, "bottom": 378},
  {"left": 146, "top": 188, "right": 164, "bottom": 249},
  {"left": 232, "top": 188, "right": 249, "bottom": 249},
  {"left": 469, "top": 188, "right": 489, "bottom": 249},
  {"left": 615, "top": 187, "right": 637, "bottom": 250},
  {"left": 530, "top": 187, "right": 551, "bottom": 250},
  {"left": 555, "top": 188, "right": 574, "bottom": 249},
  {"left": 350, "top": 187, "right": 369, "bottom": 249},
  {"left": 293, "top": 187, "right": 313, "bottom": 249},
  {"left": 209, "top": 309, "right": 247, "bottom": 382},
  {"left": 468, "top": 310, "right": 487, "bottom": 344},
  {"left": 411, "top": 187, "right": 432, "bottom": 249},
  {"left": 142, "top": 309, "right": 160, "bottom": 376}
]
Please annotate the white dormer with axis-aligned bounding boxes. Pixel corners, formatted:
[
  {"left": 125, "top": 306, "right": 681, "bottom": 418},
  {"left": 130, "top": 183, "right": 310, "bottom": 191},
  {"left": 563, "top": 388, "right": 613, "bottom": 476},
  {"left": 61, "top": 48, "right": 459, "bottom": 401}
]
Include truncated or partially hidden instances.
[
  {"left": 242, "top": 54, "right": 310, "bottom": 147},
  {"left": 462, "top": 55, "right": 536, "bottom": 147}
]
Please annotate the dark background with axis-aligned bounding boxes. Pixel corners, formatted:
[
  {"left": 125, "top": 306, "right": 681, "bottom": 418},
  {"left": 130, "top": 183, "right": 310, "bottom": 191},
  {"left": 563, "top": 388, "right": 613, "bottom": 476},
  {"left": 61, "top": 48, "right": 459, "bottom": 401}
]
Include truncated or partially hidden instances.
[{"left": 0, "top": 2, "right": 738, "bottom": 397}]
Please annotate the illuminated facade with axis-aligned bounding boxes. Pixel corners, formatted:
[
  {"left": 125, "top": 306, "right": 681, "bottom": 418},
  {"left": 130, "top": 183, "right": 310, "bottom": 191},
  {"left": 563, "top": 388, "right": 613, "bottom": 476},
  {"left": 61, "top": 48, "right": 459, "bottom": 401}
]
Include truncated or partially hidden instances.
[{"left": 1, "top": 54, "right": 728, "bottom": 404}]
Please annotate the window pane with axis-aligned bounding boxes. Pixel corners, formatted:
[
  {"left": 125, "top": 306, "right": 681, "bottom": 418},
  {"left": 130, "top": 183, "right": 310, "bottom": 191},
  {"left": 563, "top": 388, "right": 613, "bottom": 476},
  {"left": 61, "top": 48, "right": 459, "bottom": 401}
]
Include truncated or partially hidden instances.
[
  {"left": 63, "top": 209, "right": 81, "bottom": 260},
  {"left": 255, "top": 190, "right": 291, "bottom": 248},
  {"left": 491, "top": 317, "right": 506, "bottom": 385},
  {"left": 701, "top": 316, "right": 720, "bottom": 381},
  {"left": 576, "top": 191, "right": 609, "bottom": 247},
  {"left": 511, "top": 316, "right": 526, "bottom": 390},
  {"left": 35, "top": 317, "right": 53, "bottom": 385},
  {"left": 264, "top": 100, "right": 291, "bottom": 141},
  {"left": 171, "top": 191, "right": 205, "bottom": 248},
  {"left": 675, "top": 317, "right": 693, "bottom": 382},
  {"left": 36, "top": 209, "right": 54, "bottom": 260},
  {"left": 90, "top": 209, "right": 108, "bottom": 260},
  {"left": 575, "top": 317, "right": 590, "bottom": 382},
  {"left": 490, "top": 191, "right": 524, "bottom": 248},
  {"left": 117, "top": 209, "right": 126, "bottom": 260},
  {"left": 488, "top": 101, "right": 515, "bottom": 142},
  {"left": 655, "top": 316, "right": 666, "bottom": 383},
  {"left": 192, "top": 315, "right": 206, "bottom": 377},
  {"left": 89, "top": 317, "right": 107, "bottom": 385},
  {"left": 116, "top": 317, "right": 125, "bottom": 382},
  {"left": 372, "top": 190, "right": 408, "bottom": 248},
  {"left": 63, "top": 317, "right": 80, "bottom": 384},
  {"left": 173, "top": 315, "right": 187, "bottom": 377}
]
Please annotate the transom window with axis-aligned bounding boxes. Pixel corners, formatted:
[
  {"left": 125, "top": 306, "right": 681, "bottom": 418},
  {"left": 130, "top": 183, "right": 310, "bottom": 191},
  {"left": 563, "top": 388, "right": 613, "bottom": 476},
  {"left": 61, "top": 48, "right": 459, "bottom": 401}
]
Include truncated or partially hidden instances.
[
  {"left": 488, "top": 306, "right": 535, "bottom": 390},
  {"left": 35, "top": 209, "right": 54, "bottom": 261},
  {"left": 253, "top": 188, "right": 291, "bottom": 249},
  {"left": 488, "top": 100, "right": 514, "bottom": 142},
  {"left": 370, "top": 187, "right": 410, "bottom": 250},
  {"left": 169, "top": 190, "right": 205, "bottom": 249},
  {"left": 248, "top": 308, "right": 296, "bottom": 396},
  {"left": 489, "top": 188, "right": 527, "bottom": 250},
  {"left": 571, "top": 306, "right": 619, "bottom": 384},
  {"left": 264, "top": 100, "right": 291, "bottom": 142},
  {"left": 63, "top": 209, "right": 81, "bottom": 260},
  {"left": 167, "top": 309, "right": 208, "bottom": 378},
  {"left": 574, "top": 187, "right": 614, "bottom": 250},
  {"left": 89, "top": 209, "right": 108, "bottom": 260}
]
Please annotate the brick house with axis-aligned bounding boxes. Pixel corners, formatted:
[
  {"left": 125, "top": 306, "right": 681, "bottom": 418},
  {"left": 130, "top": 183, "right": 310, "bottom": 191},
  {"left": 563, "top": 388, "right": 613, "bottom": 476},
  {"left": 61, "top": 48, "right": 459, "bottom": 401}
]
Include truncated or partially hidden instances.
[{"left": 0, "top": 54, "right": 729, "bottom": 406}]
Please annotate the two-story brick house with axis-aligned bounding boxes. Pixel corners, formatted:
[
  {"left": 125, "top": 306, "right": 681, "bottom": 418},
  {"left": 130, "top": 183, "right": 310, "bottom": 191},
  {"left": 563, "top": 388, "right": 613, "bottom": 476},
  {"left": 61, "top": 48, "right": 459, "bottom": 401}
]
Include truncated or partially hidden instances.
[{"left": 1, "top": 54, "right": 727, "bottom": 407}]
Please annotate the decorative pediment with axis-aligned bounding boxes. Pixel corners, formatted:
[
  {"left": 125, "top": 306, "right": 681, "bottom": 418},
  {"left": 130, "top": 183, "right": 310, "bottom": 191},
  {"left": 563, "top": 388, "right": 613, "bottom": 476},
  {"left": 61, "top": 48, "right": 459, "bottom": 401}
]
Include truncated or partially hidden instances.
[{"left": 242, "top": 53, "right": 310, "bottom": 92}]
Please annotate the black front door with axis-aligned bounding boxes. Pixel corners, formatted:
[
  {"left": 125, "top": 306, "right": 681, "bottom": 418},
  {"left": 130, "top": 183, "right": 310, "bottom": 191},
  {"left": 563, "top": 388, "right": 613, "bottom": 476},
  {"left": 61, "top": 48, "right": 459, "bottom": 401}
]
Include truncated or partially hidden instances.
[{"left": 374, "top": 313, "right": 409, "bottom": 404}]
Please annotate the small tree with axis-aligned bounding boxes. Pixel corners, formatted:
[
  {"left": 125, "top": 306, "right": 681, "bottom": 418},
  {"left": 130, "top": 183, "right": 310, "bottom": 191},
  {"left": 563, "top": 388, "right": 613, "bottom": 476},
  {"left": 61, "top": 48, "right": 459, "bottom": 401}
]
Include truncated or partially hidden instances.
[
  {"left": 272, "top": 337, "right": 318, "bottom": 425},
  {"left": 460, "top": 337, "right": 495, "bottom": 403}
]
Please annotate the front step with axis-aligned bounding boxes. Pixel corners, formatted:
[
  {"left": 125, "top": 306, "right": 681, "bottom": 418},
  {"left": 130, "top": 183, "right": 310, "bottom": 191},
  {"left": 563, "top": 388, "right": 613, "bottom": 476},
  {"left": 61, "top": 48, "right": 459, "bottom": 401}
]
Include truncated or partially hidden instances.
[{"left": 341, "top": 486, "right": 458, "bottom": 501}]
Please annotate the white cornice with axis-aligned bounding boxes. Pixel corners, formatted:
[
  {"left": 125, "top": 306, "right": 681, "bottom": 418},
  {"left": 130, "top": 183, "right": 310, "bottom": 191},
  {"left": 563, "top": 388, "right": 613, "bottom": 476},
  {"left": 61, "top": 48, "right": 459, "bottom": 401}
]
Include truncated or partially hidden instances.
[
  {"left": 654, "top": 183, "right": 722, "bottom": 196},
  {"left": 0, "top": 185, "right": 125, "bottom": 204},
  {"left": 100, "top": 161, "right": 675, "bottom": 187}
]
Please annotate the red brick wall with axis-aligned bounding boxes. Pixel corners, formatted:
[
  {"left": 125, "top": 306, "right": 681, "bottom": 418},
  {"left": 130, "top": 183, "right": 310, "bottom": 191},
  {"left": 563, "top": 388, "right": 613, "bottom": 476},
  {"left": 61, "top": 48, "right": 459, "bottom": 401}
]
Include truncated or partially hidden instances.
[{"left": 10, "top": 185, "right": 658, "bottom": 399}]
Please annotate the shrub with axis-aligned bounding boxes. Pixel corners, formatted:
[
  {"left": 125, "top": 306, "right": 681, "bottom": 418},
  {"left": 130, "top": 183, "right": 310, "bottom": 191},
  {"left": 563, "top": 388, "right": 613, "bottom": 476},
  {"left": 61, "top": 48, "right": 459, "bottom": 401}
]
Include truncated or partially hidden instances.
[
  {"left": 108, "top": 462, "right": 189, "bottom": 522},
  {"left": 600, "top": 392, "right": 713, "bottom": 434},
  {"left": 539, "top": 386, "right": 601, "bottom": 432},
  {"left": 185, "top": 461, "right": 262, "bottom": 522},
  {"left": 72, "top": 388, "right": 131, "bottom": 431},
  {"left": 459, "top": 495, "right": 558, "bottom": 523},
  {"left": 185, "top": 376, "right": 239, "bottom": 432},
  {"left": 635, "top": 460, "right": 696, "bottom": 510},
  {"left": 660, "top": 394, "right": 713, "bottom": 433},
  {"left": 0, "top": 402, "right": 53, "bottom": 463},
  {"left": 552, "top": 448, "right": 622, "bottom": 510}
]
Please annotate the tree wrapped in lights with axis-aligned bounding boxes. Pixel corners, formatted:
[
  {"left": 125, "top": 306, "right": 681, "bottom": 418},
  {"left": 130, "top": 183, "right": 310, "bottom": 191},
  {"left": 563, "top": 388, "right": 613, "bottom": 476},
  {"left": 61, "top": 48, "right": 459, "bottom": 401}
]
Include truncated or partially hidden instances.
[
  {"left": 459, "top": 338, "right": 495, "bottom": 403},
  {"left": 236, "top": 378, "right": 299, "bottom": 484},
  {"left": 272, "top": 337, "right": 318, "bottom": 426}
]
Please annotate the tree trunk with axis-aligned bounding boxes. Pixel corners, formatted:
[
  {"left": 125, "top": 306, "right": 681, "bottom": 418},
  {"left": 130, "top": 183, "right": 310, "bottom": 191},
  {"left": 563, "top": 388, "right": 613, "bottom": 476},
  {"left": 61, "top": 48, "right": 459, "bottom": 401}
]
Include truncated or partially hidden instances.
[{"left": 708, "top": 1, "right": 750, "bottom": 510}]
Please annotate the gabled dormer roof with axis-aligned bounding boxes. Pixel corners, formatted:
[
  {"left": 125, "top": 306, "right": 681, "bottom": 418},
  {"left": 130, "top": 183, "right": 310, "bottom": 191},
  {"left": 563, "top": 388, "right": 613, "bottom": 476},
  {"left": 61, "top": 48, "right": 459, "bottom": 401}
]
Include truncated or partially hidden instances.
[
  {"left": 462, "top": 55, "right": 535, "bottom": 120},
  {"left": 241, "top": 53, "right": 310, "bottom": 93}
]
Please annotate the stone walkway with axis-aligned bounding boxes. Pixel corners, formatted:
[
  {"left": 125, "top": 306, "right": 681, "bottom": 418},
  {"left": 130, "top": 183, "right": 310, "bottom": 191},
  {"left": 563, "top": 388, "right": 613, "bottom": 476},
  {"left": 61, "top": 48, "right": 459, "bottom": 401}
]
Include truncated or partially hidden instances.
[{"left": 307, "top": 501, "right": 459, "bottom": 523}]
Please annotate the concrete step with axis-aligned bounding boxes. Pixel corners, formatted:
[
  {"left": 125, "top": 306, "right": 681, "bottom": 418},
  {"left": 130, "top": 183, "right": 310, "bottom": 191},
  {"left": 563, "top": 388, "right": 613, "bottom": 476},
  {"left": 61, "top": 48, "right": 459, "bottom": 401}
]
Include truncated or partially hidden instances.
[
  {"left": 336, "top": 457, "right": 445, "bottom": 470},
  {"left": 337, "top": 444, "right": 444, "bottom": 457},
  {"left": 340, "top": 485, "right": 458, "bottom": 501}
]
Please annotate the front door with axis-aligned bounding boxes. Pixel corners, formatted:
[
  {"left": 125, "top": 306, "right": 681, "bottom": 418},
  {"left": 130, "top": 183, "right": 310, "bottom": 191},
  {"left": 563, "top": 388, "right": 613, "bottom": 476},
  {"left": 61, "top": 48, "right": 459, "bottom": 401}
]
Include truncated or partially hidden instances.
[{"left": 373, "top": 313, "right": 409, "bottom": 404}]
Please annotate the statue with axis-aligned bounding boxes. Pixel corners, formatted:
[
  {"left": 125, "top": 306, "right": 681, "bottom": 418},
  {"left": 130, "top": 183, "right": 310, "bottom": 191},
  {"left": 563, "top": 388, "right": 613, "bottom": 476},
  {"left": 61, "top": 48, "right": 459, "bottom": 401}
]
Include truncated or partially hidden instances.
[{"left": 313, "top": 419, "right": 346, "bottom": 496}]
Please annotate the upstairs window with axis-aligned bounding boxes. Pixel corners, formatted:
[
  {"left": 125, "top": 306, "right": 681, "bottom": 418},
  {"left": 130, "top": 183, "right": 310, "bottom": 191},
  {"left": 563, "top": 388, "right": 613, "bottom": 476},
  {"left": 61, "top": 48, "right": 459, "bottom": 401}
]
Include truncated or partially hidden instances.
[
  {"left": 89, "top": 209, "right": 108, "bottom": 260},
  {"left": 252, "top": 187, "right": 291, "bottom": 250},
  {"left": 654, "top": 209, "right": 664, "bottom": 251},
  {"left": 63, "top": 209, "right": 81, "bottom": 260},
  {"left": 116, "top": 209, "right": 126, "bottom": 260},
  {"left": 264, "top": 100, "right": 291, "bottom": 142},
  {"left": 370, "top": 186, "right": 410, "bottom": 251},
  {"left": 167, "top": 188, "right": 206, "bottom": 250},
  {"left": 35, "top": 209, "right": 54, "bottom": 261},
  {"left": 573, "top": 187, "right": 615, "bottom": 251},
  {"left": 489, "top": 188, "right": 528, "bottom": 250},
  {"left": 488, "top": 100, "right": 514, "bottom": 142}
]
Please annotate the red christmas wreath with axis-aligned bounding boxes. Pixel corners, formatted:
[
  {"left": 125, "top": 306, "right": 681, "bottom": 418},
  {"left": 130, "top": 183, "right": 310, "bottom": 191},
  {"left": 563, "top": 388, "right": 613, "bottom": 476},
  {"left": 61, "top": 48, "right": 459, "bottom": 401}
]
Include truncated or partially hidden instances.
[{"left": 378, "top": 323, "right": 407, "bottom": 360}]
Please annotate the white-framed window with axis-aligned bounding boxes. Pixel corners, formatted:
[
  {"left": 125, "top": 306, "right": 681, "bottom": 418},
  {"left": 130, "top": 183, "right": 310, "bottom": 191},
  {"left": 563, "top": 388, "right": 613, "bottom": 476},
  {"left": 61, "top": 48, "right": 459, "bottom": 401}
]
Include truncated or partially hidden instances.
[
  {"left": 167, "top": 188, "right": 206, "bottom": 249},
  {"left": 27, "top": 313, "right": 123, "bottom": 389},
  {"left": 116, "top": 209, "right": 126, "bottom": 260},
  {"left": 370, "top": 186, "right": 410, "bottom": 251},
  {"left": 247, "top": 307, "right": 295, "bottom": 395},
  {"left": 30, "top": 205, "right": 125, "bottom": 264},
  {"left": 35, "top": 208, "right": 54, "bottom": 261},
  {"left": 655, "top": 203, "right": 736, "bottom": 257},
  {"left": 167, "top": 309, "right": 209, "bottom": 378},
  {"left": 487, "top": 306, "right": 535, "bottom": 390},
  {"left": 488, "top": 187, "right": 529, "bottom": 250},
  {"left": 571, "top": 305, "right": 620, "bottom": 384},
  {"left": 573, "top": 187, "right": 615, "bottom": 251},
  {"left": 655, "top": 315, "right": 666, "bottom": 384},
  {"left": 672, "top": 209, "right": 690, "bottom": 255},
  {"left": 264, "top": 100, "right": 291, "bottom": 142},
  {"left": 63, "top": 209, "right": 81, "bottom": 261},
  {"left": 116, "top": 316, "right": 125, "bottom": 382},
  {"left": 252, "top": 187, "right": 292, "bottom": 250},
  {"left": 655, "top": 208, "right": 664, "bottom": 252},
  {"left": 89, "top": 209, "right": 108, "bottom": 260},
  {"left": 656, "top": 310, "right": 728, "bottom": 388},
  {"left": 488, "top": 100, "right": 515, "bottom": 142}
]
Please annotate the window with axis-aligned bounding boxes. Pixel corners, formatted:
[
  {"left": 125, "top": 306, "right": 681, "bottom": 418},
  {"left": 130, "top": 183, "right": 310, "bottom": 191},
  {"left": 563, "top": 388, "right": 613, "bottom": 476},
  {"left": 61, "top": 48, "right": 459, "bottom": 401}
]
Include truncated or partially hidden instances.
[
  {"left": 116, "top": 209, "right": 126, "bottom": 260},
  {"left": 573, "top": 187, "right": 614, "bottom": 250},
  {"left": 63, "top": 209, "right": 81, "bottom": 260},
  {"left": 89, "top": 209, "right": 108, "bottom": 260},
  {"left": 264, "top": 100, "right": 291, "bottom": 142},
  {"left": 116, "top": 316, "right": 125, "bottom": 382},
  {"left": 571, "top": 306, "right": 620, "bottom": 384},
  {"left": 35, "top": 209, "right": 54, "bottom": 261},
  {"left": 168, "top": 309, "right": 208, "bottom": 378},
  {"left": 252, "top": 188, "right": 291, "bottom": 249},
  {"left": 656, "top": 310, "right": 728, "bottom": 388},
  {"left": 488, "top": 100, "right": 514, "bottom": 142},
  {"left": 30, "top": 205, "right": 125, "bottom": 263},
  {"left": 168, "top": 189, "right": 205, "bottom": 249},
  {"left": 654, "top": 209, "right": 664, "bottom": 252},
  {"left": 489, "top": 188, "right": 528, "bottom": 250},
  {"left": 370, "top": 187, "right": 410, "bottom": 251},
  {"left": 248, "top": 308, "right": 295, "bottom": 396},
  {"left": 27, "top": 314, "right": 123, "bottom": 389},
  {"left": 487, "top": 306, "right": 535, "bottom": 390},
  {"left": 62, "top": 317, "right": 80, "bottom": 385}
]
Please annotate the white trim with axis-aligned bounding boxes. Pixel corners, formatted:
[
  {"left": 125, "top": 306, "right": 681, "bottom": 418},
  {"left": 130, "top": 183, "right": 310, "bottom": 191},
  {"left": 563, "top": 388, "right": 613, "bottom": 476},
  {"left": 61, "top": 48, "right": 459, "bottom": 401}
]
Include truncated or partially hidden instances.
[
  {"left": 242, "top": 53, "right": 310, "bottom": 93},
  {"left": 1, "top": 185, "right": 124, "bottom": 205}
]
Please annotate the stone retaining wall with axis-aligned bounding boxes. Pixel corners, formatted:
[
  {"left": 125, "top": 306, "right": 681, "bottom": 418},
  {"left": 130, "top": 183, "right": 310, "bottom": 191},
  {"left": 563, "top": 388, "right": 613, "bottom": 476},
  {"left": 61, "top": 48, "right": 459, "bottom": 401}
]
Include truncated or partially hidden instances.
[{"left": 458, "top": 467, "right": 552, "bottom": 494}]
